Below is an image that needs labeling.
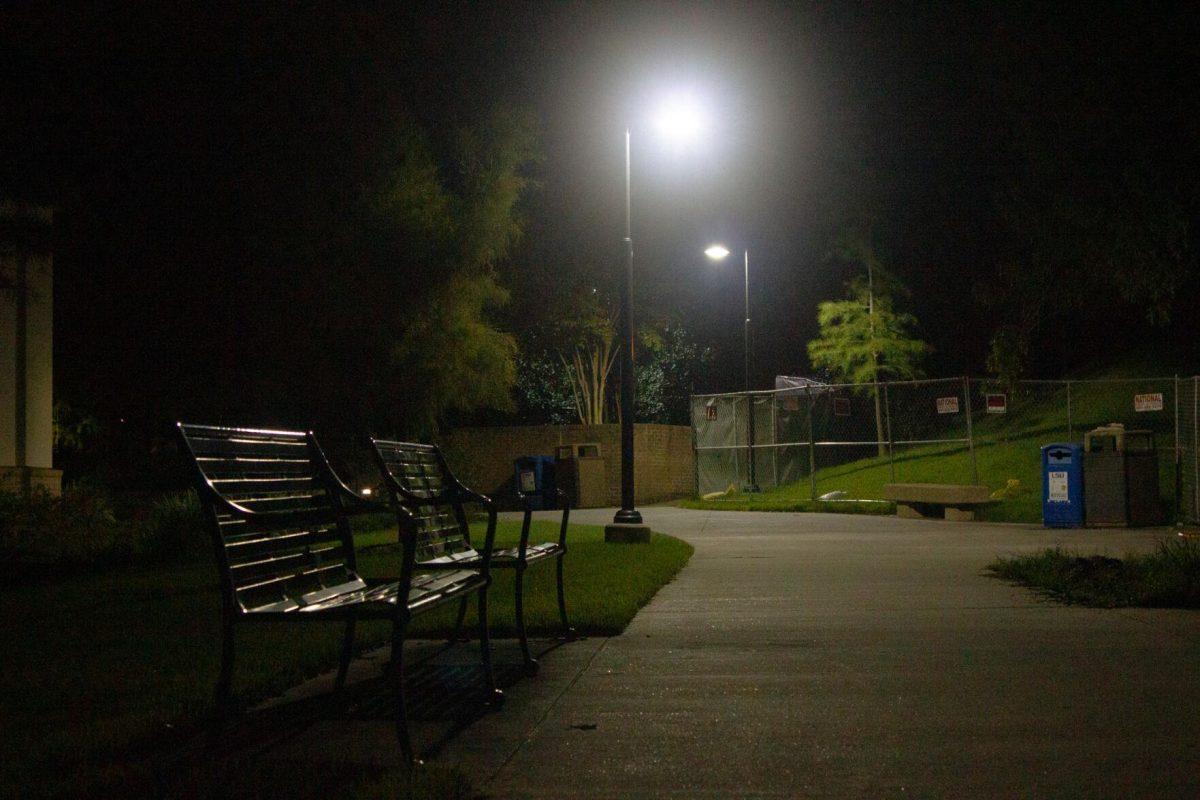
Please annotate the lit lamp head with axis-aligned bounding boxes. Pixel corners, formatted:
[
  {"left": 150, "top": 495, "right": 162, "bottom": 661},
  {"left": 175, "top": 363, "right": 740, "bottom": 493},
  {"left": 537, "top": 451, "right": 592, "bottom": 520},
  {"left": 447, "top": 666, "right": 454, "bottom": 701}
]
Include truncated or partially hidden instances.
[
  {"left": 705, "top": 244, "right": 731, "bottom": 261},
  {"left": 652, "top": 92, "right": 709, "bottom": 147}
]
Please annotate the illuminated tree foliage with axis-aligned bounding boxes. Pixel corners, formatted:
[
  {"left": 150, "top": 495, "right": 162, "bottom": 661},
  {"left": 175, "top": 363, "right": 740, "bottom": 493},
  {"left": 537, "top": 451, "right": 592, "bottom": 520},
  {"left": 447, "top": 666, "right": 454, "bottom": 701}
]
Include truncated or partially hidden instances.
[
  {"left": 808, "top": 276, "right": 928, "bottom": 453},
  {"left": 375, "top": 109, "right": 538, "bottom": 434}
]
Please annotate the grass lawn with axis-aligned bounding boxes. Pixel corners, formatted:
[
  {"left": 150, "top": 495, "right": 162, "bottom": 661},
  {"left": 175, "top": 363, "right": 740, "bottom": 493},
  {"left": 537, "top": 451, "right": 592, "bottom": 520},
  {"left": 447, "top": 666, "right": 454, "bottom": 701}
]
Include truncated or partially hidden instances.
[
  {"left": 988, "top": 537, "right": 1200, "bottom": 607},
  {"left": 0, "top": 518, "right": 692, "bottom": 799}
]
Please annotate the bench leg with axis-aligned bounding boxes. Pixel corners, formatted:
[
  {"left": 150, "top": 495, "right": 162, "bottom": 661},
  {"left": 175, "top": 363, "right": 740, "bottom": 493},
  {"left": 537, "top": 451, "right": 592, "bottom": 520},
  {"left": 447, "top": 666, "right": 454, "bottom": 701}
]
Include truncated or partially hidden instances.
[
  {"left": 556, "top": 554, "right": 576, "bottom": 641},
  {"left": 515, "top": 568, "right": 538, "bottom": 674},
  {"left": 215, "top": 616, "right": 235, "bottom": 718},
  {"left": 447, "top": 596, "right": 470, "bottom": 646},
  {"left": 390, "top": 619, "right": 418, "bottom": 766},
  {"left": 477, "top": 587, "right": 504, "bottom": 706},
  {"left": 334, "top": 616, "right": 356, "bottom": 692}
]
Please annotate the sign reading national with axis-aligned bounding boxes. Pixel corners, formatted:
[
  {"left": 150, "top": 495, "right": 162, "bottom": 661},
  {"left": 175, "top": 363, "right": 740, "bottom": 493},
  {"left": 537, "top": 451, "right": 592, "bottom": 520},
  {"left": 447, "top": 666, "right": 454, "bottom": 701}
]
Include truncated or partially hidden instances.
[{"left": 1133, "top": 393, "right": 1163, "bottom": 413}]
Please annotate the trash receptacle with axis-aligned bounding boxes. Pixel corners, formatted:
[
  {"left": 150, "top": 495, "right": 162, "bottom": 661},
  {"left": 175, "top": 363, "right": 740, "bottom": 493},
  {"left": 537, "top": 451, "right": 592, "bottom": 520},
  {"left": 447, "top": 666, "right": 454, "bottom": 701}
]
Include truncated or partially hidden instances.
[
  {"left": 1083, "top": 423, "right": 1161, "bottom": 527},
  {"left": 514, "top": 455, "right": 557, "bottom": 510},
  {"left": 1123, "top": 430, "right": 1161, "bottom": 526},
  {"left": 1042, "top": 442, "right": 1084, "bottom": 528},
  {"left": 553, "top": 443, "right": 605, "bottom": 509}
]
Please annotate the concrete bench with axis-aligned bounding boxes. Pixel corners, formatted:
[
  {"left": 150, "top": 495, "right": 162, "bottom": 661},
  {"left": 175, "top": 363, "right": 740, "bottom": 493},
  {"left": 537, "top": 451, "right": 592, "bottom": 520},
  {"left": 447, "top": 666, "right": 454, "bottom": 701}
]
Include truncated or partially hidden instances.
[{"left": 882, "top": 483, "right": 992, "bottom": 521}]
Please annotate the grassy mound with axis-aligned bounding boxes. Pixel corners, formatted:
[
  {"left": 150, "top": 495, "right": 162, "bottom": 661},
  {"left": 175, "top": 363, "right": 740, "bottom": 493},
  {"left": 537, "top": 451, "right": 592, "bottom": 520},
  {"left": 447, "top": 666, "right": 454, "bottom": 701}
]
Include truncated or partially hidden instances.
[{"left": 692, "top": 375, "right": 1178, "bottom": 522}]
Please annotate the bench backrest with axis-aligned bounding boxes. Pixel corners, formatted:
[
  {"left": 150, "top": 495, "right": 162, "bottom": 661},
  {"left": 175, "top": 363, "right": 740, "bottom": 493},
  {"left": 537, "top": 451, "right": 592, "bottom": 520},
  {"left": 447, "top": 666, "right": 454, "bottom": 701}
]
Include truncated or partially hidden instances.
[
  {"left": 370, "top": 439, "right": 473, "bottom": 562},
  {"left": 177, "top": 423, "right": 362, "bottom": 614}
]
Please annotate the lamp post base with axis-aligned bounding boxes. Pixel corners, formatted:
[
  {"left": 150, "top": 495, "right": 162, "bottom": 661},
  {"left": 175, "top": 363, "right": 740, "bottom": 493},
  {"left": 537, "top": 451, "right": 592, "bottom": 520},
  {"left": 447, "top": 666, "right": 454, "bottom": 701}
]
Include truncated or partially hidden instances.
[
  {"left": 612, "top": 507, "right": 643, "bottom": 525},
  {"left": 605, "top": 522, "right": 651, "bottom": 544}
]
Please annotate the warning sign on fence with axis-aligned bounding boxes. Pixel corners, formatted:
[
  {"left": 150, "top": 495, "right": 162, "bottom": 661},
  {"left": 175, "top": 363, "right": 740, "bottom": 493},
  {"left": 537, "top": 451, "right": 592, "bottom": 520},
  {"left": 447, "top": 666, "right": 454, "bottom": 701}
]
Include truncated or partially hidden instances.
[
  {"left": 936, "top": 396, "right": 960, "bottom": 414},
  {"left": 986, "top": 394, "right": 1007, "bottom": 414},
  {"left": 833, "top": 397, "right": 851, "bottom": 417},
  {"left": 1133, "top": 393, "right": 1164, "bottom": 412}
]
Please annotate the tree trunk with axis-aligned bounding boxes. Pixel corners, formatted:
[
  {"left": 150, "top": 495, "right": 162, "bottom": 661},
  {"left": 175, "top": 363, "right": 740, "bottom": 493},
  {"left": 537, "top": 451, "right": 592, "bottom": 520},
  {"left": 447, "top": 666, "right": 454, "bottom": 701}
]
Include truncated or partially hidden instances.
[
  {"left": 873, "top": 381, "right": 886, "bottom": 458},
  {"left": 871, "top": 348, "right": 885, "bottom": 457}
]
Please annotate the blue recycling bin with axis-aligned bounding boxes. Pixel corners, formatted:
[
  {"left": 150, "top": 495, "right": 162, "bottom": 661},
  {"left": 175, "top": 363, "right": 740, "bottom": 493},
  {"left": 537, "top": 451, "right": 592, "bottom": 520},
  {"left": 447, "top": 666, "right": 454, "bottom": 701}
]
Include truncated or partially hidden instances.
[
  {"left": 1041, "top": 442, "right": 1084, "bottom": 528},
  {"left": 514, "top": 455, "right": 557, "bottom": 510}
]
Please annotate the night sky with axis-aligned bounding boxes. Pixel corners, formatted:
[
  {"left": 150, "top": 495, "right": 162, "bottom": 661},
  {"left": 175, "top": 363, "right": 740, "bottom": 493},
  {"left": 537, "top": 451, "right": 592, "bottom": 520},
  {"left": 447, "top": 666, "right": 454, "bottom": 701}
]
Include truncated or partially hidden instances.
[{"left": 3, "top": 2, "right": 1197, "bottom": 432}]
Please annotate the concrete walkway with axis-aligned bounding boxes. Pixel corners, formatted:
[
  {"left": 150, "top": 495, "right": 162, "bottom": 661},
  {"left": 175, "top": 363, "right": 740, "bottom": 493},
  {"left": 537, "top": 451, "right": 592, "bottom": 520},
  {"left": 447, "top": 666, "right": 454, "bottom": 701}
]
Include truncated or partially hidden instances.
[
  {"left": 467, "top": 507, "right": 1199, "bottom": 799},
  {"left": 253, "top": 507, "right": 1199, "bottom": 798}
]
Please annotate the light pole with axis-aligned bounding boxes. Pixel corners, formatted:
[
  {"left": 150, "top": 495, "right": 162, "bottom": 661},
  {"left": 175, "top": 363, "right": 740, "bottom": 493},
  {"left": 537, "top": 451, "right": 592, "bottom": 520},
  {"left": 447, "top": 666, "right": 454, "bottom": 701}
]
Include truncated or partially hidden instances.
[
  {"left": 705, "top": 243, "right": 759, "bottom": 491},
  {"left": 606, "top": 96, "right": 707, "bottom": 542},
  {"left": 611, "top": 127, "right": 642, "bottom": 530},
  {"left": 703, "top": 244, "right": 751, "bottom": 392}
]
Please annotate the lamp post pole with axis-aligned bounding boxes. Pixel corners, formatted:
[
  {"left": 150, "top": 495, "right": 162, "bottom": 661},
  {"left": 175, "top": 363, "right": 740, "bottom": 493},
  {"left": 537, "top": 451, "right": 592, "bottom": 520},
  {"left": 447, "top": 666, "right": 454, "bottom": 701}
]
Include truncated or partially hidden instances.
[
  {"left": 743, "top": 248, "right": 757, "bottom": 491},
  {"left": 706, "top": 243, "right": 758, "bottom": 491},
  {"left": 612, "top": 129, "right": 644, "bottom": 530},
  {"left": 743, "top": 248, "right": 750, "bottom": 392}
]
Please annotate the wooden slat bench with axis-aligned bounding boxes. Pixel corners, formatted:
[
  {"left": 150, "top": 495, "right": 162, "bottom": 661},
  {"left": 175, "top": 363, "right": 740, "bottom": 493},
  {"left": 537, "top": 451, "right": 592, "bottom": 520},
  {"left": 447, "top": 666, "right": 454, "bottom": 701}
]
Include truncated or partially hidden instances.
[
  {"left": 176, "top": 423, "right": 500, "bottom": 764},
  {"left": 370, "top": 438, "right": 575, "bottom": 676},
  {"left": 882, "top": 483, "right": 993, "bottom": 521}
]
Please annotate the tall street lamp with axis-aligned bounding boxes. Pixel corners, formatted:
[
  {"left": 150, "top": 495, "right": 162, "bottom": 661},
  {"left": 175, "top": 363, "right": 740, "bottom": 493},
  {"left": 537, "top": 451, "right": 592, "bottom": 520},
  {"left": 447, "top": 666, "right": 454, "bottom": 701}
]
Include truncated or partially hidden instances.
[
  {"left": 705, "top": 243, "right": 759, "bottom": 491},
  {"left": 605, "top": 95, "right": 707, "bottom": 543}
]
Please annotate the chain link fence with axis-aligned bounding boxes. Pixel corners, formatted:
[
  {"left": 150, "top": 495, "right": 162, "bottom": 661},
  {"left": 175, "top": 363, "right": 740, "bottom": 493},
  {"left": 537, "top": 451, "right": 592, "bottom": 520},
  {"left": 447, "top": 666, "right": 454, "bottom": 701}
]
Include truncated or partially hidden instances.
[
  {"left": 1181, "top": 377, "right": 1199, "bottom": 525},
  {"left": 693, "top": 376, "right": 1197, "bottom": 523}
]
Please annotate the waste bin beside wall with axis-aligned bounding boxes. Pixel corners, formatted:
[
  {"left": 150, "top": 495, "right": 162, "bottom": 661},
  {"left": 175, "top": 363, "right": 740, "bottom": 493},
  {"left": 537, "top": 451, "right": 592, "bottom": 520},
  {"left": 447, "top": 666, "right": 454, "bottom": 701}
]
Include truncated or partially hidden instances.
[
  {"left": 514, "top": 455, "right": 557, "bottom": 510},
  {"left": 554, "top": 443, "right": 605, "bottom": 508},
  {"left": 1042, "top": 442, "right": 1084, "bottom": 528}
]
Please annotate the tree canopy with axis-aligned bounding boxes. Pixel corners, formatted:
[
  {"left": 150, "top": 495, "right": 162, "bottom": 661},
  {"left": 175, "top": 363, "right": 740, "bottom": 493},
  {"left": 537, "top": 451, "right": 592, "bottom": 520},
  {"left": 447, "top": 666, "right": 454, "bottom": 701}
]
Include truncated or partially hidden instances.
[{"left": 807, "top": 280, "right": 927, "bottom": 386}]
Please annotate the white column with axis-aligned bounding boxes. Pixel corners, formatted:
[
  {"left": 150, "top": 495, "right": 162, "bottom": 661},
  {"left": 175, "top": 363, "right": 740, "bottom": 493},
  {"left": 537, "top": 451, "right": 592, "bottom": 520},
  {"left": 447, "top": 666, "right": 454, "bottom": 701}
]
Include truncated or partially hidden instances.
[{"left": 1, "top": 201, "right": 59, "bottom": 495}]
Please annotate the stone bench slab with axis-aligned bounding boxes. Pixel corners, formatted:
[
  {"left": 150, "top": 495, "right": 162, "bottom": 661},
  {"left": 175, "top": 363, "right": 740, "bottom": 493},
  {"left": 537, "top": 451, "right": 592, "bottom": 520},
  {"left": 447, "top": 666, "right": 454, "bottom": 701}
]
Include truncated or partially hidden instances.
[
  {"left": 883, "top": 483, "right": 992, "bottom": 521},
  {"left": 883, "top": 483, "right": 991, "bottom": 505}
]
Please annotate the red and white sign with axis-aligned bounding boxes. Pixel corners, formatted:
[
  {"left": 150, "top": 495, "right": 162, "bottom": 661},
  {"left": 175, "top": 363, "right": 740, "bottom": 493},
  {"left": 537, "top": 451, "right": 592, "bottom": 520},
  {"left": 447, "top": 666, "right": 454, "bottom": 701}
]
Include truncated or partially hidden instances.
[
  {"left": 936, "top": 396, "right": 960, "bottom": 414},
  {"left": 1134, "top": 393, "right": 1164, "bottom": 412},
  {"left": 986, "top": 394, "right": 1007, "bottom": 414},
  {"left": 705, "top": 405, "right": 718, "bottom": 421}
]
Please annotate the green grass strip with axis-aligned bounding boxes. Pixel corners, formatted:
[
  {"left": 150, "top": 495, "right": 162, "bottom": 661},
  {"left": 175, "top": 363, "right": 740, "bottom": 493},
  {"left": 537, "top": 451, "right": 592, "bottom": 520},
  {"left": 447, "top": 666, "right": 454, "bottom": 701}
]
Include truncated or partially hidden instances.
[
  {"left": 987, "top": 538, "right": 1200, "bottom": 608},
  {"left": 0, "top": 519, "right": 692, "bottom": 798}
]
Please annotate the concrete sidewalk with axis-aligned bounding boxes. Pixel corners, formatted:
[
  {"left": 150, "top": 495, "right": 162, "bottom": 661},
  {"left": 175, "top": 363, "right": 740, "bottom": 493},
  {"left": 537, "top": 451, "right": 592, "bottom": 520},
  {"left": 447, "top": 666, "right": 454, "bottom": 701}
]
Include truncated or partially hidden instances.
[
  {"left": 465, "top": 507, "right": 1198, "bottom": 799},
  {"left": 245, "top": 507, "right": 1198, "bottom": 798}
]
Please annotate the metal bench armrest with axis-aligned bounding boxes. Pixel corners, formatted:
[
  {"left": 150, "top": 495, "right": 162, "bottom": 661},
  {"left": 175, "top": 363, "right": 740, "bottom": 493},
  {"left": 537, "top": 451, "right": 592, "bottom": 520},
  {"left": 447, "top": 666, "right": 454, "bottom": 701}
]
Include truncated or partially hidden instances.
[{"left": 516, "top": 487, "right": 570, "bottom": 558}]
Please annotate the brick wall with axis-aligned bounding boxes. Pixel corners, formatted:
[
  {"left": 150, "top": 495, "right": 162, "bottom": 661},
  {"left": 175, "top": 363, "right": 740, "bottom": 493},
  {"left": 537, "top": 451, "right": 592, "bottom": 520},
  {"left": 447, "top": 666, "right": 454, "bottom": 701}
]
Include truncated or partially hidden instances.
[{"left": 437, "top": 423, "right": 694, "bottom": 508}]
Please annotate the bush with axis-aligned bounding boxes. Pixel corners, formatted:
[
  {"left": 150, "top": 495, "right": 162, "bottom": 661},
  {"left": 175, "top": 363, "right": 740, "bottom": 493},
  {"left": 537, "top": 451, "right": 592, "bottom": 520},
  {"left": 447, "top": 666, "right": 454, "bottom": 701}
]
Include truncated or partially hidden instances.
[
  {"left": 988, "top": 538, "right": 1200, "bottom": 608},
  {"left": 0, "top": 483, "right": 126, "bottom": 566},
  {"left": 0, "top": 486, "right": 212, "bottom": 569},
  {"left": 135, "top": 491, "right": 207, "bottom": 562}
]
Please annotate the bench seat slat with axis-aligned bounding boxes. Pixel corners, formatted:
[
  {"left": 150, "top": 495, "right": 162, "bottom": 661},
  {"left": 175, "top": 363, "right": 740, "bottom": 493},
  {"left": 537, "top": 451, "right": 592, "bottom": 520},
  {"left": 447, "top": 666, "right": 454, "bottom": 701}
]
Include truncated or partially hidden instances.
[
  {"left": 239, "top": 570, "right": 486, "bottom": 616},
  {"left": 221, "top": 526, "right": 340, "bottom": 557},
  {"left": 199, "top": 457, "right": 312, "bottom": 477},
  {"left": 187, "top": 436, "right": 309, "bottom": 459}
]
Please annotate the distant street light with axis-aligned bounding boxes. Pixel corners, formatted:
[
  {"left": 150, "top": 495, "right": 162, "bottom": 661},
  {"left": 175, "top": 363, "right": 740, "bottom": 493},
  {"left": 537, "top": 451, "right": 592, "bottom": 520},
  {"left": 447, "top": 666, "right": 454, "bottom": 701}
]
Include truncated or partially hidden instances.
[
  {"left": 704, "top": 244, "right": 752, "bottom": 392},
  {"left": 609, "top": 94, "right": 709, "bottom": 539},
  {"left": 705, "top": 243, "right": 759, "bottom": 491}
]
